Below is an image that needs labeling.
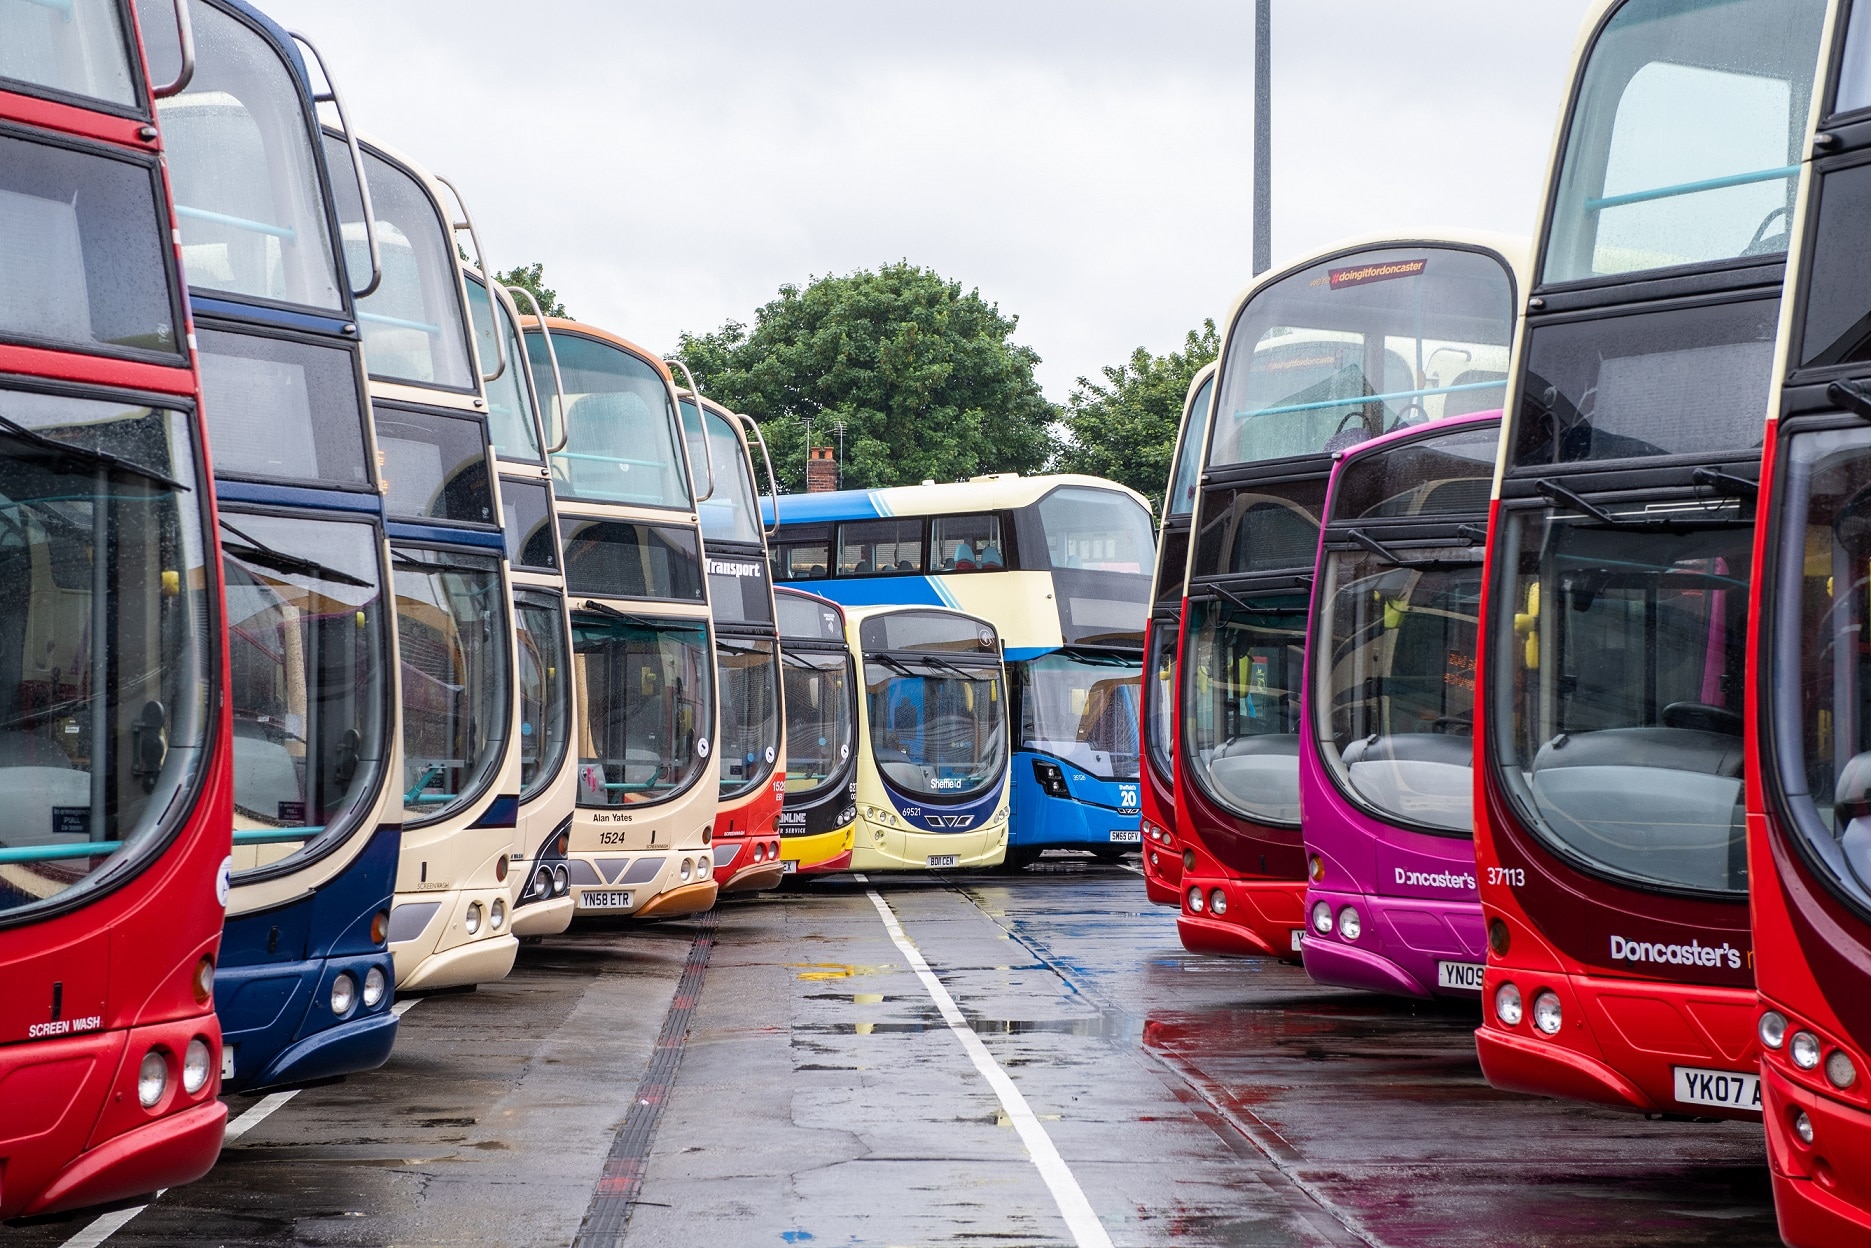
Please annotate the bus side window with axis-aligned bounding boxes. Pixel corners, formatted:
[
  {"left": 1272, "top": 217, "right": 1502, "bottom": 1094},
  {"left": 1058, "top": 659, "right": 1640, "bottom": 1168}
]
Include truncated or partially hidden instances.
[
  {"left": 932, "top": 514, "right": 1003, "bottom": 571},
  {"left": 777, "top": 543, "right": 828, "bottom": 581},
  {"left": 839, "top": 519, "right": 923, "bottom": 576}
]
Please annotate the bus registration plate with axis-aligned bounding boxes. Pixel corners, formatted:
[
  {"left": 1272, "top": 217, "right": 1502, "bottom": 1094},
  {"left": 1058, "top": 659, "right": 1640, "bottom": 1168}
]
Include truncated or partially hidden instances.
[
  {"left": 1674, "top": 1066, "right": 1762, "bottom": 1112},
  {"left": 781, "top": 860, "right": 797, "bottom": 874},
  {"left": 1290, "top": 930, "right": 1304, "bottom": 952},
  {"left": 1437, "top": 961, "right": 1486, "bottom": 991},
  {"left": 581, "top": 890, "right": 632, "bottom": 909},
  {"left": 927, "top": 854, "right": 959, "bottom": 868},
  {"left": 1109, "top": 829, "right": 1140, "bottom": 843}
]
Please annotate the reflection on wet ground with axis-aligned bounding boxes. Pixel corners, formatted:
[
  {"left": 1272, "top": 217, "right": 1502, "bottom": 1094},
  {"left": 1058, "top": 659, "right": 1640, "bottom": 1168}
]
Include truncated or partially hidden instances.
[{"left": 11, "top": 859, "right": 1776, "bottom": 1247}]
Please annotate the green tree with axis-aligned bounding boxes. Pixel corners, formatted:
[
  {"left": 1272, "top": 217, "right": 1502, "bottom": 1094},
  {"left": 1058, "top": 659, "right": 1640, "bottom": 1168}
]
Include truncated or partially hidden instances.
[
  {"left": 1054, "top": 320, "right": 1221, "bottom": 504},
  {"left": 494, "top": 262, "right": 570, "bottom": 320},
  {"left": 673, "top": 263, "right": 1057, "bottom": 491}
]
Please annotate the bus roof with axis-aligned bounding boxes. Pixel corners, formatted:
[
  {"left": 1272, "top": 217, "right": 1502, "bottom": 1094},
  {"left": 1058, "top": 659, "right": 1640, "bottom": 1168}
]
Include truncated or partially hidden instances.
[{"left": 764, "top": 472, "right": 1149, "bottom": 526}]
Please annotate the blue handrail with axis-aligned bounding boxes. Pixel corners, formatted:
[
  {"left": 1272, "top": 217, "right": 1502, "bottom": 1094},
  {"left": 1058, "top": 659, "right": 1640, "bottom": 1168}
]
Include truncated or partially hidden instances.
[
  {"left": 1585, "top": 164, "right": 1798, "bottom": 213},
  {"left": 175, "top": 204, "right": 297, "bottom": 242},
  {"left": 0, "top": 842, "right": 123, "bottom": 864},
  {"left": 404, "top": 763, "right": 443, "bottom": 804},
  {"left": 359, "top": 310, "right": 443, "bottom": 335},
  {"left": 232, "top": 827, "right": 321, "bottom": 845},
  {"left": 1234, "top": 378, "right": 1501, "bottom": 421},
  {"left": 553, "top": 451, "right": 671, "bottom": 470}
]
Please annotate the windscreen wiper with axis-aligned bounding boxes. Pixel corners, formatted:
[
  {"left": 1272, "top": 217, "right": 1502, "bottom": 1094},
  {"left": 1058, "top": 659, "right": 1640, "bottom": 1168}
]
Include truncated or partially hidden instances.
[
  {"left": 221, "top": 519, "right": 373, "bottom": 588},
  {"left": 1536, "top": 478, "right": 1740, "bottom": 530},
  {"left": 0, "top": 413, "right": 190, "bottom": 492},
  {"left": 1692, "top": 466, "right": 1758, "bottom": 500},
  {"left": 578, "top": 599, "right": 672, "bottom": 630},
  {"left": 1345, "top": 528, "right": 1481, "bottom": 572},
  {"left": 391, "top": 551, "right": 497, "bottom": 578},
  {"left": 870, "top": 650, "right": 981, "bottom": 681},
  {"left": 1204, "top": 581, "right": 1309, "bottom": 615}
]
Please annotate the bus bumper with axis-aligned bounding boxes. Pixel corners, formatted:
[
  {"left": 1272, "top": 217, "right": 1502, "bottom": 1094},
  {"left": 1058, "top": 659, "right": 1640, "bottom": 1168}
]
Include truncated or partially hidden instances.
[
  {"left": 509, "top": 896, "right": 574, "bottom": 938},
  {"left": 633, "top": 879, "right": 719, "bottom": 919},
  {"left": 1476, "top": 967, "right": 1759, "bottom": 1119},
  {"left": 218, "top": 954, "right": 399, "bottom": 1093},
  {"left": 1176, "top": 876, "right": 1306, "bottom": 960},
  {"left": 22, "top": 1099, "right": 227, "bottom": 1217},
  {"left": 850, "top": 823, "right": 1005, "bottom": 872},
  {"left": 397, "top": 933, "right": 518, "bottom": 993},
  {"left": 720, "top": 861, "right": 786, "bottom": 894},
  {"left": 784, "top": 826, "right": 856, "bottom": 875},
  {"left": 1299, "top": 891, "right": 1485, "bottom": 1000},
  {"left": 1762, "top": 1058, "right": 1871, "bottom": 1246},
  {"left": 247, "top": 1010, "right": 398, "bottom": 1091},
  {"left": 712, "top": 836, "right": 785, "bottom": 893}
]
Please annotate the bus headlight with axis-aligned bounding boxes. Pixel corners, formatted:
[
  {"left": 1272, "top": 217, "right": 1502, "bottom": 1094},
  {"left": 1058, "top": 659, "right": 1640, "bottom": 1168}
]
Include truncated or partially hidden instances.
[
  {"left": 1495, "top": 982, "right": 1523, "bottom": 1027},
  {"left": 680, "top": 858, "right": 694, "bottom": 882},
  {"left": 465, "top": 903, "right": 483, "bottom": 936},
  {"left": 490, "top": 899, "right": 506, "bottom": 930},
  {"left": 1792, "top": 1031, "right": 1822, "bottom": 1070},
  {"left": 1336, "top": 907, "right": 1360, "bottom": 941},
  {"left": 699, "top": 856, "right": 710, "bottom": 876},
  {"left": 182, "top": 1038, "right": 212, "bottom": 1095},
  {"left": 363, "top": 966, "right": 387, "bottom": 1008},
  {"left": 330, "top": 972, "right": 357, "bottom": 1018},
  {"left": 1759, "top": 1011, "right": 1787, "bottom": 1050},
  {"left": 1209, "top": 888, "right": 1227, "bottom": 916},
  {"left": 1532, "top": 990, "right": 1563, "bottom": 1035},
  {"left": 1310, "top": 901, "right": 1333, "bottom": 934},
  {"left": 1827, "top": 1050, "right": 1857, "bottom": 1090},
  {"left": 138, "top": 1050, "right": 168, "bottom": 1108},
  {"left": 1794, "top": 1109, "right": 1815, "bottom": 1145},
  {"left": 532, "top": 867, "right": 553, "bottom": 898},
  {"left": 553, "top": 864, "right": 570, "bottom": 895},
  {"left": 1186, "top": 886, "right": 1204, "bottom": 913}
]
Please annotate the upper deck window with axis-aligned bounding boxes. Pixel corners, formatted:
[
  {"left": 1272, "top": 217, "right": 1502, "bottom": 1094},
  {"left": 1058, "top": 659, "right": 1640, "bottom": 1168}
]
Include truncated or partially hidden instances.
[
  {"left": 4, "top": 0, "right": 136, "bottom": 108},
  {"left": 470, "top": 277, "right": 544, "bottom": 462},
  {"left": 838, "top": 518, "right": 923, "bottom": 576},
  {"left": 932, "top": 515, "right": 1004, "bottom": 571},
  {"left": 0, "top": 131, "right": 178, "bottom": 360},
  {"left": 334, "top": 144, "right": 474, "bottom": 390},
  {"left": 157, "top": 4, "right": 343, "bottom": 312},
  {"left": 681, "top": 400, "right": 762, "bottom": 545},
  {"left": 1166, "top": 371, "right": 1216, "bottom": 518},
  {"left": 1542, "top": 0, "right": 1824, "bottom": 284},
  {"left": 532, "top": 331, "right": 690, "bottom": 510},
  {"left": 1208, "top": 247, "right": 1513, "bottom": 469},
  {"left": 1037, "top": 486, "right": 1153, "bottom": 574}
]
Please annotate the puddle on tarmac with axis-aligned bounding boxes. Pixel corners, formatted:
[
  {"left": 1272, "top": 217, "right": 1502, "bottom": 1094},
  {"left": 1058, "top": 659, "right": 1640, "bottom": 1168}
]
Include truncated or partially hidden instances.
[{"left": 788, "top": 962, "right": 895, "bottom": 980}]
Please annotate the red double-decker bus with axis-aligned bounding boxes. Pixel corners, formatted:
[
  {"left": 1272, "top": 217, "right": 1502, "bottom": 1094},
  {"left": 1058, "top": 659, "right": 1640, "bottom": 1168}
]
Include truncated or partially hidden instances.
[
  {"left": 1139, "top": 363, "right": 1214, "bottom": 907},
  {"left": 1473, "top": 0, "right": 1827, "bottom": 1122},
  {"left": 0, "top": 0, "right": 233, "bottom": 1219},
  {"left": 1749, "top": 1, "right": 1871, "bottom": 1239}
]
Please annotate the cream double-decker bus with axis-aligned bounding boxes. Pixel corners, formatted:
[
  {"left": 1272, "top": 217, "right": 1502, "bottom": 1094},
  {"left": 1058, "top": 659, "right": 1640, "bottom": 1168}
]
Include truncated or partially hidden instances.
[{"left": 524, "top": 320, "right": 720, "bottom": 919}]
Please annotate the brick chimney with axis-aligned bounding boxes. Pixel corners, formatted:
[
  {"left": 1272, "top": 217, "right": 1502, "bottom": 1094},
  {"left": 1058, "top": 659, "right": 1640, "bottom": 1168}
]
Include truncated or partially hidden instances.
[{"left": 805, "top": 446, "right": 838, "bottom": 493}]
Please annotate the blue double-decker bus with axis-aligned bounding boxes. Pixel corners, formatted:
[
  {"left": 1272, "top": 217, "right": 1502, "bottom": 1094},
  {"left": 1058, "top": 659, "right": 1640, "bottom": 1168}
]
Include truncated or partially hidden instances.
[
  {"left": 151, "top": 0, "right": 401, "bottom": 1090},
  {"left": 767, "top": 473, "right": 1152, "bottom": 868}
]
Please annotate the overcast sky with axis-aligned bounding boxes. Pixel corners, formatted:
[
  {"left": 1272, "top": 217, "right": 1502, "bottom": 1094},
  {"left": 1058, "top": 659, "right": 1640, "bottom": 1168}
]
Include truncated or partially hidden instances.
[{"left": 256, "top": 0, "right": 1595, "bottom": 401}]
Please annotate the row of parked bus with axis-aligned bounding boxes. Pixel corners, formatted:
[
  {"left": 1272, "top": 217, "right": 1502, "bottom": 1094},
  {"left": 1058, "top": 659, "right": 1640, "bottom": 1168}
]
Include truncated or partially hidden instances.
[
  {"left": 1134, "top": 0, "right": 1871, "bottom": 1242},
  {"left": 0, "top": 0, "right": 1160, "bottom": 1223}
]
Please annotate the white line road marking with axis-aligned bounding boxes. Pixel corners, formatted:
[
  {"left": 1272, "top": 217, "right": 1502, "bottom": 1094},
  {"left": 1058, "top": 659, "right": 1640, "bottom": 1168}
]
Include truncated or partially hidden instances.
[
  {"left": 58, "top": 996, "right": 421, "bottom": 1245},
  {"left": 864, "top": 886, "right": 1115, "bottom": 1248},
  {"left": 59, "top": 1199, "right": 155, "bottom": 1248},
  {"left": 221, "top": 1090, "right": 298, "bottom": 1145}
]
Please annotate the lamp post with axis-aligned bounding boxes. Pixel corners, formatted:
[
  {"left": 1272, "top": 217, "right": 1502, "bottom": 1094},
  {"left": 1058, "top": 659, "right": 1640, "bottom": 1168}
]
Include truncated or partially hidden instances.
[{"left": 1254, "top": 0, "right": 1271, "bottom": 276}]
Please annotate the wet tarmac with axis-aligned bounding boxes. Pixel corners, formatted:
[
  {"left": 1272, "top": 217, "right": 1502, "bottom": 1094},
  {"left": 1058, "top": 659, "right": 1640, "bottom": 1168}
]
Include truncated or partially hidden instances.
[{"left": 15, "top": 860, "right": 1776, "bottom": 1247}]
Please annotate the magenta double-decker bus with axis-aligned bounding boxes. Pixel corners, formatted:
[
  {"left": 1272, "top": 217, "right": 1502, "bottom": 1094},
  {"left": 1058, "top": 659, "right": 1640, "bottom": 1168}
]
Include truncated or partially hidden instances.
[{"left": 1298, "top": 411, "right": 1502, "bottom": 998}]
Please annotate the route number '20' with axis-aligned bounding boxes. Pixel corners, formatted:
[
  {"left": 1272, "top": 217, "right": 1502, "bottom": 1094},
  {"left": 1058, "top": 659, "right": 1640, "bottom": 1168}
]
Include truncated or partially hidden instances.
[{"left": 1488, "top": 867, "right": 1526, "bottom": 887}]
